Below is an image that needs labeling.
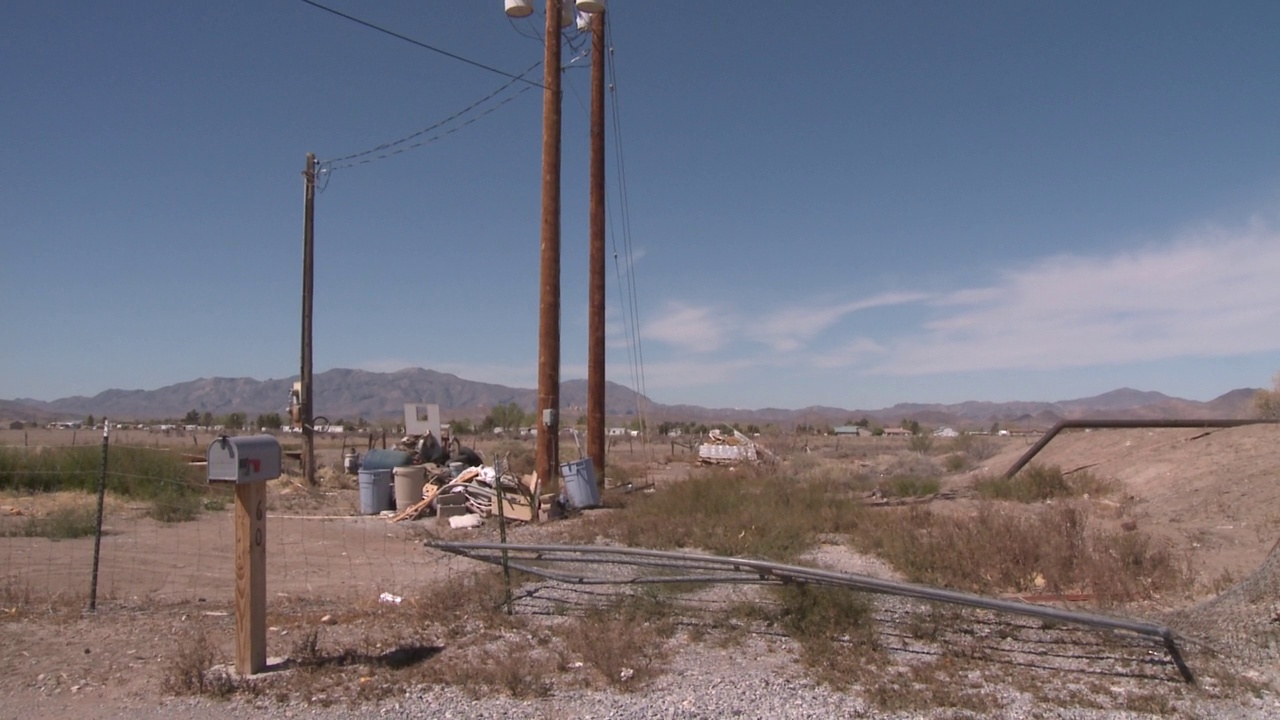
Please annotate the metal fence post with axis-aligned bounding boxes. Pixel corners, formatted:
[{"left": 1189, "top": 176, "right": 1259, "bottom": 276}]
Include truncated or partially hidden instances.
[{"left": 89, "top": 420, "right": 109, "bottom": 611}]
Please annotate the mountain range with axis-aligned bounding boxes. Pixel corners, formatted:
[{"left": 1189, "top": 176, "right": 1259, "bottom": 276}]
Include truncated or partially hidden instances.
[{"left": 0, "top": 368, "right": 1262, "bottom": 430}]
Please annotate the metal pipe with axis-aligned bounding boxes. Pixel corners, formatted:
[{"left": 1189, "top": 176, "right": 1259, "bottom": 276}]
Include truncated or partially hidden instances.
[{"left": 1002, "top": 418, "right": 1277, "bottom": 479}]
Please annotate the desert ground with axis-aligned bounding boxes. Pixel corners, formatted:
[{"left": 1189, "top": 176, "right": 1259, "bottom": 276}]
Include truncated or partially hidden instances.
[{"left": 2, "top": 424, "right": 1279, "bottom": 718}]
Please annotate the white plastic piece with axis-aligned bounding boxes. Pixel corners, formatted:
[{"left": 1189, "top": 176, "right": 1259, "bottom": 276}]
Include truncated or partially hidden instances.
[
  {"left": 449, "top": 513, "right": 484, "bottom": 529},
  {"left": 504, "top": 0, "right": 534, "bottom": 18}
]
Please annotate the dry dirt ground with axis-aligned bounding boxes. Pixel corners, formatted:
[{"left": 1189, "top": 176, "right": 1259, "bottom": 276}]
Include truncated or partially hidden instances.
[{"left": 2, "top": 426, "right": 1279, "bottom": 718}]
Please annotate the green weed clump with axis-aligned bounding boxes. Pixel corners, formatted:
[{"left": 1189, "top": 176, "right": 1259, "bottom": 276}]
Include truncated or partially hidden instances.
[
  {"left": 0, "top": 446, "right": 200, "bottom": 498},
  {"left": 972, "top": 464, "right": 1115, "bottom": 502},
  {"left": 6, "top": 503, "right": 99, "bottom": 540},
  {"left": 1, "top": 446, "right": 209, "bottom": 523},
  {"left": 877, "top": 475, "right": 941, "bottom": 498},
  {"left": 732, "top": 584, "right": 880, "bottom": 688},
  {"left": 575, "top": 466, "right": 866, "bottom": 561}
]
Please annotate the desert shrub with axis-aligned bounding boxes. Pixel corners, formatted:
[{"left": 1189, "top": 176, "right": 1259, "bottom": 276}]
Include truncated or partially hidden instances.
[
  {"left": 737, "top": 584, "right": 880, "bottom": 688},
  {"left": 0, "top": 446, "right": 200, "bottom": 498},
  {"left": 950, "top": 434, "right": 998, "bottom": 462},
  {"left": 7, "top": 503, "right": 99, "bottom": 540},
  {"left": 907, "top": 434, "right": 934, "bottom": 455},
  {"left": 572, "top": 465, "right": 865, "bottom": 561},
  {"left": 877, "top": 475, "right": 940, "bottom": 498},
  {"left": 884, "top": 452, "right": 940, "bottom": 479},
  {"left": 942, "top": 453, "right": 971, "bottom": 473},
  {"left": 563, "top": 600, "right": 671, "bottom": 690},
  {"left": 972, "top": 464, "right": 1114, "bottom": 502},
  {"left": 162, "top": 632, "right": 235, "bottom": 697},
  {"left": 850, "top": 504, "right": 1189, "bottom": 603},
  {"left": 490, "top": 440, "right": 534, "bottom": 476},
  {"left": 148, "top": 489, "right": 203, "bottom": 523}
]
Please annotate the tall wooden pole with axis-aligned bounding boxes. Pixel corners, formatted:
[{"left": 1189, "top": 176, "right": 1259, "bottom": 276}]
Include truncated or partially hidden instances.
[
  {"left": 535, "top": 0, "right": 563, "bottom": 491},
  {"left": 586, "top": 10, "right": 606, "bottom": 489},
  {"left": 301, "top": 153, "right": 316, "bottom": 486}
]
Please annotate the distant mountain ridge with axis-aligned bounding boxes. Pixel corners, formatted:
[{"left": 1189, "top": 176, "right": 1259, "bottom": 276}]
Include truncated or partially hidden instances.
[{"left": 1, "top": 369, "right": 1262, "bottom": 430}]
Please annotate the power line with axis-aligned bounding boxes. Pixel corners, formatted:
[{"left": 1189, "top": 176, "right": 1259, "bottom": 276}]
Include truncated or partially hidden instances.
[
  {"left": 320, "top": 60, "right": 542, "bottom": 172},
  {"left": 604, "top": 21, "right": 650, "bottom": 430},
  {"left": 295, "top": 0, "right": 545, "bottom": 89}
]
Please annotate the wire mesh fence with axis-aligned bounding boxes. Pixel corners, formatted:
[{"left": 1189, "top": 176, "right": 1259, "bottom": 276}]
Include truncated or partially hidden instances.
[{"left": 0, "top": 431, "right": 465, "bottom": 613}]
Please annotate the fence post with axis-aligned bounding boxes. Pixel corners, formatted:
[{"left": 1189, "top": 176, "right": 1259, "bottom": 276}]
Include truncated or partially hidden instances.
[{"left": 89, "top": 419, "right": 109, "bottom": 611}]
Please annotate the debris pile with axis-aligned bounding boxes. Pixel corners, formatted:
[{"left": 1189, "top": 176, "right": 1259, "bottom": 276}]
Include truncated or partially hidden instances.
[
  {"left": 697, "top": 429, "right": 773, "bottom": 465},
  {"left": 389, "top": 456, "right": 541, "bottom": 527}
]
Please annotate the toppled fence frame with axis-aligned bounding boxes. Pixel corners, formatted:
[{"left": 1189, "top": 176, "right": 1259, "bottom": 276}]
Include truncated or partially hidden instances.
[
  {"left": 1002, "top": 418, "right": 1279, "bottom": 479},
  {"left": 429, "top": 540, "right": 1195, "bottom": 683}
]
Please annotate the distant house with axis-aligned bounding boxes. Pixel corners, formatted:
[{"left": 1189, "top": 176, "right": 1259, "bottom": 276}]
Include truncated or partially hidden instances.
[
  {"left": 833, "top": 425, "right": 864, "bottom": 436},
  {"left": 933, "top": 427, "right": 959, "bottom": 438},
  {"left": 881, "top": 427, "right": 913, "bottom": 437},
  {"left": 607, "top": 427, "right": 628, "bottom": 437},
  {"left": 666, "top": 428, "right": 683, "bottom": 437}
]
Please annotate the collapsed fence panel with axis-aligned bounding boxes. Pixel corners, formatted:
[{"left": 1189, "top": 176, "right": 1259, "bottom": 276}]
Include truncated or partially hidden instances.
[{"left": 429, "top": 540, "right": 1195, "bottom": 683}]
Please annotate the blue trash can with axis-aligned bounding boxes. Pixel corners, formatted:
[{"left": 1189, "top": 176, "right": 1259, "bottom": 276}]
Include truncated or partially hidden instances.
[
  {"left": 560, "top": 459, "right": 601, "bottom": 509},
  {"left": 358, "top": 469, "right": 393, "bottom": 515}
]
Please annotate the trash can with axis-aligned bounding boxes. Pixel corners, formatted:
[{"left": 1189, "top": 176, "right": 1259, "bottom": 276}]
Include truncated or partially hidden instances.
[
  {"left": 358, "top": 469, "right": 393, "bottom": 515},
  {"left": 342, "top": 449, "right": 360, "bottom": 474},
  {"left": 560, "top": 458, "right": 600, "bottom": 509},
  {"left": 393, "top": 465, "right": 428, "bottom": 511}
]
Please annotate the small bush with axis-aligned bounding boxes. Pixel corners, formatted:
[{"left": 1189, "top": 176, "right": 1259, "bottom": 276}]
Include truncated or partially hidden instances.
[
  {"left": 972, "top": 464, "right": 1114, "bottom": 502},
  {"left": 951, "top": 435, "right": 998, "bottom": 462},
  {"left": 563, "top": 601, "right": 671, "bottom": 690},
  {"left": 764, "top": 584, "right": 881, "bottom": 688},
  {"left": 942, "top": 453, "right": 971, "bottom": 473},
  {"left": 148, "top": 491, "right": 203, "bottom": 523},
  {"left": 877, "top": 475, "right": 940, "bottom": 498},
  {"left": 572, "top": 466, "right": 866, "bottom": 561},
  {"left": 162, "top": 632, "right": 235, "bottom": 697},
  {"left": 849, "top": 503, "right": 1190, "bottom": 603},
  {"left": 9, "top": 503, "right": 99, "bottom": 540},
  {"left": 907, "top": 434, "right": 934, "bottom": 455}
]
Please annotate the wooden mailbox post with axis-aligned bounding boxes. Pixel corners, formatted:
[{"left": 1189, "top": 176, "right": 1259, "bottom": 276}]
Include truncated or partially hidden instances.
[{"left": 208, "top": 435, "right": 281, "bottom": 676}]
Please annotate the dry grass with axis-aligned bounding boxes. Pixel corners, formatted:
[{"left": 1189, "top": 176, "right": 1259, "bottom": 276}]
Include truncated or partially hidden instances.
[
  {"left": 4, "top": 500, "right": 99, "bottom": 539},
  {"left": 972, "top": 464, "right": 1118, "bottom": 502},
  {"left": 570, "top": 465, "right": 865, "bottom": 561},
  {"left": 562, "top": 598, "right": 673, "bottom": 690},
  {"left": 850, "top": 503, "right": 1191, "bottom": 602},
  {"left": 161, "top": 632, "right": 238, "bottom": 697}
]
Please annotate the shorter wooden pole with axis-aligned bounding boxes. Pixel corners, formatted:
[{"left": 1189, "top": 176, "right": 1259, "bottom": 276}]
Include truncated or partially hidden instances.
[{"left": 234, "top": 482, "right": 267, "bottom": 676}]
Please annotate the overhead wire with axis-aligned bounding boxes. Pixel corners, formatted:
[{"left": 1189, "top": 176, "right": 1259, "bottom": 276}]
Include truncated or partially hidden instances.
[
  {"left": 319, "top": 60, "right": 543, "bottom": 173},
  {"left": 603, "top": 20, "right": 650, "bottom": 436},
  {"left": 296, "top": 0, "right": 544, "bottom": 89}
]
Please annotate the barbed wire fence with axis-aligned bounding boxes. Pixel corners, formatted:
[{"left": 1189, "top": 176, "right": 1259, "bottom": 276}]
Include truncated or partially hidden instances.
[{"left": 0, "top": 428, "right": 474, "bottom": 615}]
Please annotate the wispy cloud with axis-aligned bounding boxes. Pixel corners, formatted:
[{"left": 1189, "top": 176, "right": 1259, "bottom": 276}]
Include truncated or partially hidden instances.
[
  {"left": 748, "top": 292, "right": 929, "bottom": 352},
  {"left": 642, "top": 303, "right": 728, "bottom": 353},
  {"left": 878, "top": 221, "right": 1280, "bottom": 375}
]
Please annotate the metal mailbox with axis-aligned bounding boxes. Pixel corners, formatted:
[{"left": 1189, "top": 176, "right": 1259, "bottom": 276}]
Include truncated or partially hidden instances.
[{"left": 207, "top": 435, "right": 282, "bottom": 484}]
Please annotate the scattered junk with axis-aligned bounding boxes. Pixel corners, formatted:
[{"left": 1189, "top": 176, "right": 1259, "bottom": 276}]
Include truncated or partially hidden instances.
[
  {"left": 697, "top": 428, "right": 774, "bottom": 465},
  {"left": 347, "top": 401, "right": 611, "bottom": 527}
]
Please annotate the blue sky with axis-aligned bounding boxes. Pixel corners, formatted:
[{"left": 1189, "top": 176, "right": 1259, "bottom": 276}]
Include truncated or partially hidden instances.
[{"left": 3, "top": 1, "right": 1279, "bottom": 410}]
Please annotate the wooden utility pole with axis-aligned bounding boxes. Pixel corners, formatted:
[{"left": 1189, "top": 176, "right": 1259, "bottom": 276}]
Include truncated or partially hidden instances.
[
  {"left": 535, "top": 0, "right": 563, "bottom": 492},
  {"left": 301, "top": 153, "right": 316, "bottom": 486},
  {"left": 586, "top": 9, "right": 606, "bottom": 489}
]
